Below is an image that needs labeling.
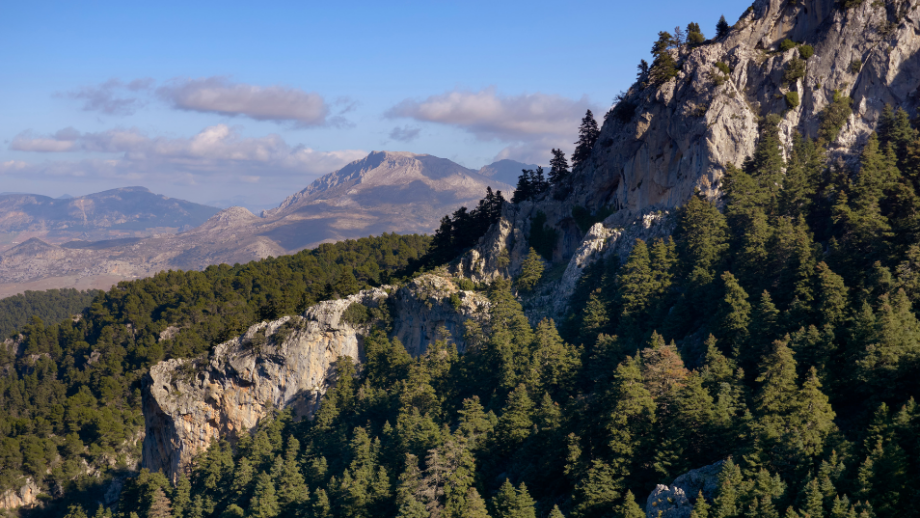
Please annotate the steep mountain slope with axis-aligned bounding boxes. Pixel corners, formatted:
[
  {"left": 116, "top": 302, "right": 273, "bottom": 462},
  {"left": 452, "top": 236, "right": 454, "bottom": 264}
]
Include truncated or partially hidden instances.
[
  {"left": 460, "top": 0, "right": 920, "bottom": 314},
  {"left": 0, "top": 187, "right": 220, "bottom": 250}
]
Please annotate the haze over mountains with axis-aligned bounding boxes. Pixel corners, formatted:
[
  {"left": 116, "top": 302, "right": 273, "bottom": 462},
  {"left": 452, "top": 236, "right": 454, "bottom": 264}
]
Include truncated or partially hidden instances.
[
  {"left": 0, "top": 152, "right": 532, "bottom": 297},
  {"left": 0, "top": 187, "right": 220, "bottom": 250}
]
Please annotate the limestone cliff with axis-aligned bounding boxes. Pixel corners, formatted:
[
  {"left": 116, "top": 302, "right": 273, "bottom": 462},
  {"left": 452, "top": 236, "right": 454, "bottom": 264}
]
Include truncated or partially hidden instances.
[
  {"left": 456, "top": 0, "right": 920, "bottom": 318},
  {"left": 141, "top": 274, "right": 488, "bottom": 481},
  {"left": 0, "top": 479, "right": 41, "bottom": 511}
]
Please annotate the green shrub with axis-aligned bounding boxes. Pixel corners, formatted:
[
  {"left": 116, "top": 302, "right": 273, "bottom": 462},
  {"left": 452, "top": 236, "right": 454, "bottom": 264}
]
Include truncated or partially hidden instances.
[
  {"left": 779, "top": 39, "right": 797, "bottom": 52},
  {"left": 785, "top": 91, "right": 800, "bottom": 109},
  {"left": 716, "top": 62, "right": 731, "bottom": 75},
  {"left": 341, "top": 302, "right": 370, "bottom": 326},
  {"left": 799, "top": 44, "right": 814, "bottom": 60},
  {"left": 840, "top": 0, "right": 865, "bottom": 8},
  {"left": 850, "top": 59, "right": 862, "bottom": 74},
  {"left": 784, "top": 57, "right": 806, "bottom": 84},
  {"left": 819, "top": 89, "right": 854, "bottom": 143}
]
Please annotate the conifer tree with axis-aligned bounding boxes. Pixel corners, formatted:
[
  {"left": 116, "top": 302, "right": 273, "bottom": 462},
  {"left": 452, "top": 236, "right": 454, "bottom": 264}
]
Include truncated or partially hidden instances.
[
  {"left": 572, "top": 110, "right": 600, "bottom": 169},
  {"left": 250, "top": 472, "right": 280, "bottom": 518},
  {"left": 716, "top": 15, "right": 731, "bottom": 39},
  {"left": 580, "top": 290, "right": 610, "bottom": 345},
  {"left": 548, "top": 505, "right": 566, "bottom": 518},
  {"left": 691, "top": 491, "right": 711, "bottom": 518},
  {"left": 618, "top": 491, "right": 646, "bottom": 518},
  {"left": 517, "top": 248, "right": 544, "bottom": 292},
  {"left": 149, "top": 487, "right": 174, "bottom": 518},
  {"left": 465, "top": 488, "right": 492, "bottom": 518},
  {"left": 491, "top": 480, "right": 536, "bottom": 518},
  {"left": 549, "top": 148, "right": 570, "bottom": 185},
  {"left": 172, "top": 474, "right": 191, "bottom": 518},
  {"left": 572, "top": 460, "right": 622, "bottom": 518},
  {"left": 618, "top": 239, "right": 655, "bottom": 340},
  {"left": 530, "top": 318, "right": 581, "bottom": 394},
  {"left": 494, "top": 384, "right": 535, "bottom": 455},
  {"left": 713, "top": 458, "right": 743, "bottom": 518},
  {"left": 717, "top": 272, "right": 752, "bottom": 357},
  {"left": 649, "top": 31, "right": 679, "bottom": 85}
]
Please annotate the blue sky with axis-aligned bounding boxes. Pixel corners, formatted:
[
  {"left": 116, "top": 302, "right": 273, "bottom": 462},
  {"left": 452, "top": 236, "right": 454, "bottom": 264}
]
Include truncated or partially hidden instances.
[{"left": 0, "top": 0, "right": 746, "bottom": 209}]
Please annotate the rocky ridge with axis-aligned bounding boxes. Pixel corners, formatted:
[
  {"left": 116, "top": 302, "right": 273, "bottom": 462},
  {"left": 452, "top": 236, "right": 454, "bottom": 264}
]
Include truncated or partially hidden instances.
[
  {"left": 455, "top": 0, "right": 920, "bottom": 323},
  {"left": 141, "top": 274, "right": 489, "bottom": 481}
]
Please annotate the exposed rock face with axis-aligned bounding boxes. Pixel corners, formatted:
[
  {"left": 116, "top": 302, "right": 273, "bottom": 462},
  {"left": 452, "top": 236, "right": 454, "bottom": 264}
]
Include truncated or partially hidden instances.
[
  {"left": 457, "top": 0, "right": 920, "bottom": 317},
  {"left": 0, "top": 478, "right": 42, "bottom": 510},
  {"left": 646, "top": 461, "right": 724, "bottom": 518},
  {"left": 141, "top": 274, "right": 488, "bottom": 481}
]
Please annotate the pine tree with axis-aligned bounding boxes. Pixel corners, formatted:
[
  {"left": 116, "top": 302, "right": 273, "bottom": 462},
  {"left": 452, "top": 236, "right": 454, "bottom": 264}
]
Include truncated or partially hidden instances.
[
  {"left": 313, "top": 489, "right": 332, "bottom": 518},
  {"left": 494, "top": 384, "right": 535, "bottom": 454},
  {"left": 517, "top": 248, "right": 544, "bottom": 292},
  {"left": 148, "top": 487, "right": 173, "bottom": 518},
  {"left": 579, "top": 290, "right": 610, "bottom": 345},
  {"left": 649, "top": 31, "right": 679, "bottom": 85},
  {"left": 618, "top": 239, "right": 655, "bottom": 340},
  {"left": 250, "top": 472, "right": 280, "bottom": 518},
  {"left": 491, "top": 480, "right": 536, "bottom": 518},
  {"left": 572, "top": 460, "right": 622, "bottom": 518},
  {"left": 464, "top": 488, "right": 492, "bottom": 518},
  {"left": 276, "top": 437, "right": 309, "bottom": 507},
  {"left": 172, "top": 474, "right": 191, "bottom": 518},
  {"left": 549, "top": 148, "right": 570, "bottom": 185},
  {"left": 548, "top": 505, "right": 566, "bottom": 518},
  {"left": 802, "top": 477, "right": 825, "bottom": 518},
  {"left": 617, "top": 491, "right": 646, "bottom": 518},
  {"left": 713, "top": 458, "right": 743, "bottom": 518},
  {"left": 718, "top": 272, "right": 752, "bottom": 357},
  {"left": 716, "top": 15, "right": 731, "bottom": 39},
  {"left": 530, "top": 318, "right": 581, "bottom": 394},
  {"left": 691, "top": 491, "right": 711, "bottom": 518},
  {"left": 796, "top": 368, "right": 837, "bottom": 457},
  {"left": 572, "top": 110, "right": 600, "bottom": 169}
]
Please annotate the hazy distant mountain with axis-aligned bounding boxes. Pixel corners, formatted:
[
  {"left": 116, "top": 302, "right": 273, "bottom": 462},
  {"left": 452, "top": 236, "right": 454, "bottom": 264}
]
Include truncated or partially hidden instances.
[
  {"left": 476, "top": 159, "right": 541, "bottom": 187},
  {"left": 0, "top": 187, "right": 220, "bottom": 250},
  {"left": 0, "top": 152, "right": 512, "bottom": 296}
]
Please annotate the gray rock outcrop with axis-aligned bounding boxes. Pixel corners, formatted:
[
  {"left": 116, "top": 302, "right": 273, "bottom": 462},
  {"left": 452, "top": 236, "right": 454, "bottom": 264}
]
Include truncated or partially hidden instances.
[
  {"left": 646, "top": 461, "right": 724, "bottom": 518},
  {"left": 141, "top": 274, "right": 488, "bottom": 481},
  {"left": 456, "top": 0, "right": 920, "bottom": 318}
]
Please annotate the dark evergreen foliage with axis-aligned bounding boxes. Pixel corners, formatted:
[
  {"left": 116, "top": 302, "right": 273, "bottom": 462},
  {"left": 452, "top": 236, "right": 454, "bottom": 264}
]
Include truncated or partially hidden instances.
[
  {"left": 571, "top": 111, "right": 600, "bottom": 170},
  {"left": 0, "top": 288, "right": 99, "bottom": 339}
]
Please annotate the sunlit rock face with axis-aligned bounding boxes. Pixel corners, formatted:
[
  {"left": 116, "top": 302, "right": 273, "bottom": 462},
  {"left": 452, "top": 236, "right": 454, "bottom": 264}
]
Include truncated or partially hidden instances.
[{"left": 141, "top": 275, "right": 488, "bottom": 481}]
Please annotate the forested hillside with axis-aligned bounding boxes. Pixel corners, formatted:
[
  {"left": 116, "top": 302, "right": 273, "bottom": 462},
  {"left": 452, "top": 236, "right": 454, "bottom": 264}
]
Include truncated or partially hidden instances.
[
  {"left": 58, "top": 103, "right": 920, "bottom": 518},
  {"left": 0, "top": 289, "right": 100, "bottom": 340},
  {"left": 0, "top": 234, "right": 431, "bottom": 516},
  {"left": 7, "top": 1, "right": 920, "bottom": 517}
]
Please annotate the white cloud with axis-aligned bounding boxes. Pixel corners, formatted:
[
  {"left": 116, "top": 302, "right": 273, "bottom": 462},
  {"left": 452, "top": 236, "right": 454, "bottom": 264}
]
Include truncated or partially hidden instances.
[
  {"left": 386, "top": 87, "right": 599, "bottom": 163},
  {"left": 6, "top": 125, "right": 367, "bottom": 183},
  {"left": 157, "top": 77, "right": 331, "bottom": 126},
  {"left": 387, "top": 87, "right": 595, "bottom": 139}
]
